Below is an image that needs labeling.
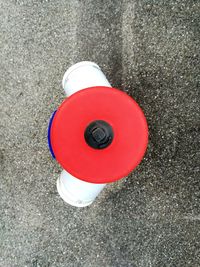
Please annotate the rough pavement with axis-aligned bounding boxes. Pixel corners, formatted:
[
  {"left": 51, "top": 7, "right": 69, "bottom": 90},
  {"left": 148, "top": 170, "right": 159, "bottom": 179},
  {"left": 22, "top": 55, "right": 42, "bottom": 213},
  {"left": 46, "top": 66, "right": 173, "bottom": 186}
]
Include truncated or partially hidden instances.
[{"left": 0, "top": 0, "right": 200, "bottom": 266}]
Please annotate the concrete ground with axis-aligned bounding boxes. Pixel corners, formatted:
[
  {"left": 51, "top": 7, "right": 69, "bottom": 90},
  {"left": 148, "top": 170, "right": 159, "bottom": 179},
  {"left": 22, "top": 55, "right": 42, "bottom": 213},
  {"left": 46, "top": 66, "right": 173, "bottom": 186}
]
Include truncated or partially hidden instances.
[{"left": 0, "top": 0, "right": 200, "bottom": 266}]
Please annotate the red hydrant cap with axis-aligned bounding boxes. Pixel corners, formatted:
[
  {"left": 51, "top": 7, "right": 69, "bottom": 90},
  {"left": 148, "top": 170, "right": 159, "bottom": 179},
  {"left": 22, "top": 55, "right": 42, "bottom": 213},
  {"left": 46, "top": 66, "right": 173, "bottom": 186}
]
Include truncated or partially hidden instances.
[{"left": 50, "top": 86, "right": 148, "bottom": 183}]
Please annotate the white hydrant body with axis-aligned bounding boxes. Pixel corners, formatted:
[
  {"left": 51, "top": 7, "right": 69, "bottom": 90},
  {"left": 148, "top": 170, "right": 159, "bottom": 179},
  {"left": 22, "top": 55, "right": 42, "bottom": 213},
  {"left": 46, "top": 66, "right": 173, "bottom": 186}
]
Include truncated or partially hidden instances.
[{"left": 57, "top": 61, "right": 111, "bottom": 207}]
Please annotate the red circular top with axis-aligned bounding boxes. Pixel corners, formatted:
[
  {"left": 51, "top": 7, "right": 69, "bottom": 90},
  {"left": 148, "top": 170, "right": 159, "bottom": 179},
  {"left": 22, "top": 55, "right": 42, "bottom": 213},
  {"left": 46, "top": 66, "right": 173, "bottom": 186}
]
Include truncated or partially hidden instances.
[{"left": 51, "top": 86, "right": 148, "bottom": 183}]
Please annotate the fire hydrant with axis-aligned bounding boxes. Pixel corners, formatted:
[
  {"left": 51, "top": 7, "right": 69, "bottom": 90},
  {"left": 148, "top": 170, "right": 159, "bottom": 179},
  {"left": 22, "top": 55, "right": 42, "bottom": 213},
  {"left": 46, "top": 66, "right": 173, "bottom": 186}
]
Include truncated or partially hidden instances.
[{"left": 48, "top": 62, "right": 148, "bottom": 207}]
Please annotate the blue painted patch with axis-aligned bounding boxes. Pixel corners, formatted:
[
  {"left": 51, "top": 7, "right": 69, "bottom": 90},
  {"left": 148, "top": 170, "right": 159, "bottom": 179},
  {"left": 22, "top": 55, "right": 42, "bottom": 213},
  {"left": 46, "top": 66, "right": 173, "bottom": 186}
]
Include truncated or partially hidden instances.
[{"left": 47, "top": 110, "right": 57, "bottom": 159}]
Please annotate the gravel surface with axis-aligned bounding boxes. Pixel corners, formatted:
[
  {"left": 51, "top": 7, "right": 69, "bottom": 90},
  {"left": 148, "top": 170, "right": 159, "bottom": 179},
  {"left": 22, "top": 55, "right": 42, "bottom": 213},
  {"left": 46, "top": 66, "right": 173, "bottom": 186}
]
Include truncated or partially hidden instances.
[{"left": 0, "top": 0, "right": 199, "bottom": 266}]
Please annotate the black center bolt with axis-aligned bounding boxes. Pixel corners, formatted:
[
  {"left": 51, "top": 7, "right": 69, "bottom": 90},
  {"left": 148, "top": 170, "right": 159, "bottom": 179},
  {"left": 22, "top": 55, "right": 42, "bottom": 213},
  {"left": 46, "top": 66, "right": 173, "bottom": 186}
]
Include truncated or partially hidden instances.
[{"left": 84, "top": 120, "right": 114, "bottom": 149}]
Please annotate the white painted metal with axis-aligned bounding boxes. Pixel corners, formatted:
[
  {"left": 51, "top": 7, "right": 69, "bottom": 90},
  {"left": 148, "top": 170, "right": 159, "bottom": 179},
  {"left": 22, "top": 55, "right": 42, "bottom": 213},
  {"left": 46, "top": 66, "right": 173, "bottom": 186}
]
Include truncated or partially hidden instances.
[
  {"left": 62, "top": 61, "right": 111, "bottom": 96},
  {"left": 57, "top": 61, "right": 111, "bottom": 207},
  {"left": 57, "top": 170, "right": 106, "bottom": 207}
]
